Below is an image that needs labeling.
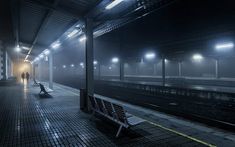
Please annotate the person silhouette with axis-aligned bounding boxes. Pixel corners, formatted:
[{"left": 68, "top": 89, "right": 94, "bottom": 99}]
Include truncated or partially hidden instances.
[
  {"left": 26, "top": 72, "right": 30, "bottom": 82},
  {"left": 21, "top": 72, "right": 25, "bottom": 82}
]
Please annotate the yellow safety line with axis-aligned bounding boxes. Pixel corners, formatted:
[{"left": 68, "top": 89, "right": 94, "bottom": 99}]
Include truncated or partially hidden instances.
[{"left": 143, "top": 118, "right": 216, "bottom": 147}]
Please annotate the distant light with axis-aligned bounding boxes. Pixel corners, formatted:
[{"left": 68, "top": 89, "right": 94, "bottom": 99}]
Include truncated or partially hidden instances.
[
  {"left": 15, "top": 46, "right": 21, "bottom": 52},
  {"left": 109, "top": 66, "right": 112, "bottom": 70},
  {"left": 34, "top": 57, "right": 39, "bottom": 62},
  {"left": 70, "top": 64, "right": 74, "bottom": 67},
  {"left": 165, "top": 59, "right": 169, "bottom": 63},
  {"left": 51, "top": 42, "right": 61, "bottom": 49},
  {"left": 94, "top": 67, "right": 97, "bottom": 70},
  {"left": 63, "top": 65, "right": 66, "bottom": 68},
  {"left": 105, "top": 0, "right": 123, "bottom": 10},
  {"left": 192, "top": 54, "right": 203, "bottom": 61},
  {"left": 39, "top": 54, "right": 44, "bottom": 59},
  {"left": 79, "top": 35, "right": 86, "bottom": 42},
  {"left": 215, "top": 42, "right": 234, "bottom": 51},
  {"left": 80, "top": 62, "right": 84, "bottom": 66},
  {"left": 112, "top": 57, "right": 119, "bottom": 63},
  {"left": 145, "top": 52, "right": 156, "bottom": 59},
  {"left": 67, "top": 29, "right": 79, "bottom": 38},
  {"left": 93, "top": 60, "right": 98, "bottom": 65},
  {"left": 43, "top": 49, "right": 50, "bottom": 55}
]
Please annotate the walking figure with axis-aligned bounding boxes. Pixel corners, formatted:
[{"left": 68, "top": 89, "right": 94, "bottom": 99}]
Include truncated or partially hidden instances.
[
  {"left": 26, "top": 72, "right": 30, "bottom": 82},
  {"left": 21, "top": 72, "right": 25, "bottom": 82}
]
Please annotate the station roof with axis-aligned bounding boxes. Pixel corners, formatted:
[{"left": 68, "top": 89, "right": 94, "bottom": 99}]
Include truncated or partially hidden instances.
[{"left": 1, "top": 0, "right": 235, "bottom": 62}]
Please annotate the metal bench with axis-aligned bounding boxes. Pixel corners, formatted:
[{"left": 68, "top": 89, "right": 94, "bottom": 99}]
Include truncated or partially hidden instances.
[
  {"left": 39, "top": 83, "right": 50, "bottom": 95},
  {"left": 33, "top": 79, "right": 39, "bottom": 86},
  {"left": 88, "top": 95, "right": 145, "bottom": 137}
]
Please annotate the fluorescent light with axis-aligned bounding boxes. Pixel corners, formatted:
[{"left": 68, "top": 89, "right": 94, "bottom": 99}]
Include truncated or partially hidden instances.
[
  {"left": 70, "top": 64, "right": 74, "bottom": 67},
  {"left": 79, "top": 35, "right": 86, "bottom": 42},
  {"left": 43, "top": 49, "right": 50, "bottom": 55},
  {"left": 15, "top": 46, "right": 21, "bottom": 52},
  {"left": 165, "top": 59, "right": 169, "bottom": 63},
  {"left": 63, "top": 65, "right": 66, "bottom": 68},
  {"left": 25, "top": 55, "right": 29, "bottom": 59},
  {"left": 145, "top": 52, "right": 156, "bottom": 59},
  {"left": 192, "top": 54, "right": 203, "bottom": 61},
  {"left": 39, "top": 54, "right": 44, "bottom": 59},
  {"left": 93, "top": 60, "right": 98, "bottom": 65},
  {"left": 105, "top": 0, "right": 123, "bottom": 10},
  {"left": 215, "top": 42, "right": 234, "bottom": 51},
  {"left": 51, "top": 42, "right": 61, "bottom": 49},
  {"left": 80, "top": 62, "right": 84, "bottom": 66},
  {"left": 67, "top": 29, "right": 79, "bottom": 38},
  {"left": 111, "top": 57, "right": 119, "bottom": 63}
]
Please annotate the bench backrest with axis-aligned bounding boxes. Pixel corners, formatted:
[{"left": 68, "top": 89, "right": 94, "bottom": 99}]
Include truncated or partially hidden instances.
[
  {"left": 39, "top": 83, "right": 46, "bottom": 92},
  {"left": 95, "top": 98, "right": 105, "bottom": 113},
  {"left": 34, "top": 79, "right": 38, "bottom": 84},
  {"left": 112, "top": 103, "right": 127, "bottom": 123},
  {"left": 103, "top": 100, "right": 114, "bottom": 117},
  {"left": 89, "top": 95, "right": 97, "bottom": 109}
]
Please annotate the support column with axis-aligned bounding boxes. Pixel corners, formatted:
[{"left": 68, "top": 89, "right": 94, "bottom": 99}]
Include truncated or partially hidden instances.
[
  {"left": 120, "top": 60, "right": 124, "bottom": 81},
  {"left": 49, "top": 54, "right": 53, "bottom": 89},
  {"left": 98, "top": 64, "right": 101, "bottom": 80},
  {"left": 84, "top": 18, "right": 94, "bottom": 111},
  {"left": 162, "top": 57, "right": 166, "bottom": 86},
  {"left": 215, "top": 59, "right": 219, "bottom": 79},
  {"left": 178, "top": 61, "right": 182, "bottom": 77},
  {"left": 2, "top": 48, "right": 7, "bottom": 80},
  {"left": 153, "top": 63, "right": 157, "bottom": 75}
]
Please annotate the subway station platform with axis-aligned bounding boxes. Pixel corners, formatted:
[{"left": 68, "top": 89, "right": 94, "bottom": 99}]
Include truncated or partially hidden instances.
[{"left": 0, "top": 82, "right": 234, "bottom": 147}]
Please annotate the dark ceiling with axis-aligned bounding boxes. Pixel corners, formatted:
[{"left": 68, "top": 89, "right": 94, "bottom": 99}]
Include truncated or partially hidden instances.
[{"left": 1, "top": 0, "right": 172, "bottom": 62}]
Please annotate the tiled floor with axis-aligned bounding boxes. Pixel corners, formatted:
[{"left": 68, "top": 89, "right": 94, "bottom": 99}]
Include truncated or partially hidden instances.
[{"left": 0, "top": 82, "right": 211, "bottom": 146}]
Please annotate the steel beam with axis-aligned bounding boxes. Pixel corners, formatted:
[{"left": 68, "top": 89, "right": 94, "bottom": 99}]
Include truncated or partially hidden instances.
[{"left": 25, "top": 0, "right": 60, "bottom": 61}]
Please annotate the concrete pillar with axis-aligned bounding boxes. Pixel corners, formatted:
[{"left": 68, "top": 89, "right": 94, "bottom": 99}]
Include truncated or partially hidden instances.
[
  {"left": 178, "top": 61, "right": 182, "bottom": 77},
  {"left": 120, "top": 60, "right": 124, "bottom": 81},
  {"left": 49, "top": 54, "right": 53, "bottom": 89},
  {"left": 162, "top": 57, "right": 166, "bottom": 86},
  {"left": 84, "top": 18, "right": 94, "bottom": 111},
  {"left": 215, "top": 59, "right": 219, "bottom": 79}
]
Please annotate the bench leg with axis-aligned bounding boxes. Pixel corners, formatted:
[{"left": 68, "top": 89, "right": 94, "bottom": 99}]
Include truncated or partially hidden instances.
[
  {"left": 90, "top": 110, "right": 95, "bottom": 121},
  {"left": 116, "top": 125, "right": 123, "bottom": 138}
]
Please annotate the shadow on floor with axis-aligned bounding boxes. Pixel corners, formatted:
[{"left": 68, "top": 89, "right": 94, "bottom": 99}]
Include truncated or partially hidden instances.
[{"left": 34, "top": 93, "right": 53, "bottom": 98}]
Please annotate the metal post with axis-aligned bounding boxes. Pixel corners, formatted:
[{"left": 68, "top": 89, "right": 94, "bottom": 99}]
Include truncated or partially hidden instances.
[
  {"left": 84, "top": 18, "right": 94, "bottom": 111},
  {"left": 162, "top": 57, "right": 165, "bottom": 86},
  {"left": 153, "top": 63, "right": 157, "bottom": 75},
  {"left": 120, "top": 60, "right": 124, "bottom": 81},
  {"left": 215, "top": 59, "right": 219, "bottom": 79},
  {"left": 49, "top": 54, "right": 53, "bottom": 89},
  {"left": 98, "top": 64, "right": 101, "bottom": 80},
  {"left": 178, "top": 61, "right": 182, "bottom": 77}
]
